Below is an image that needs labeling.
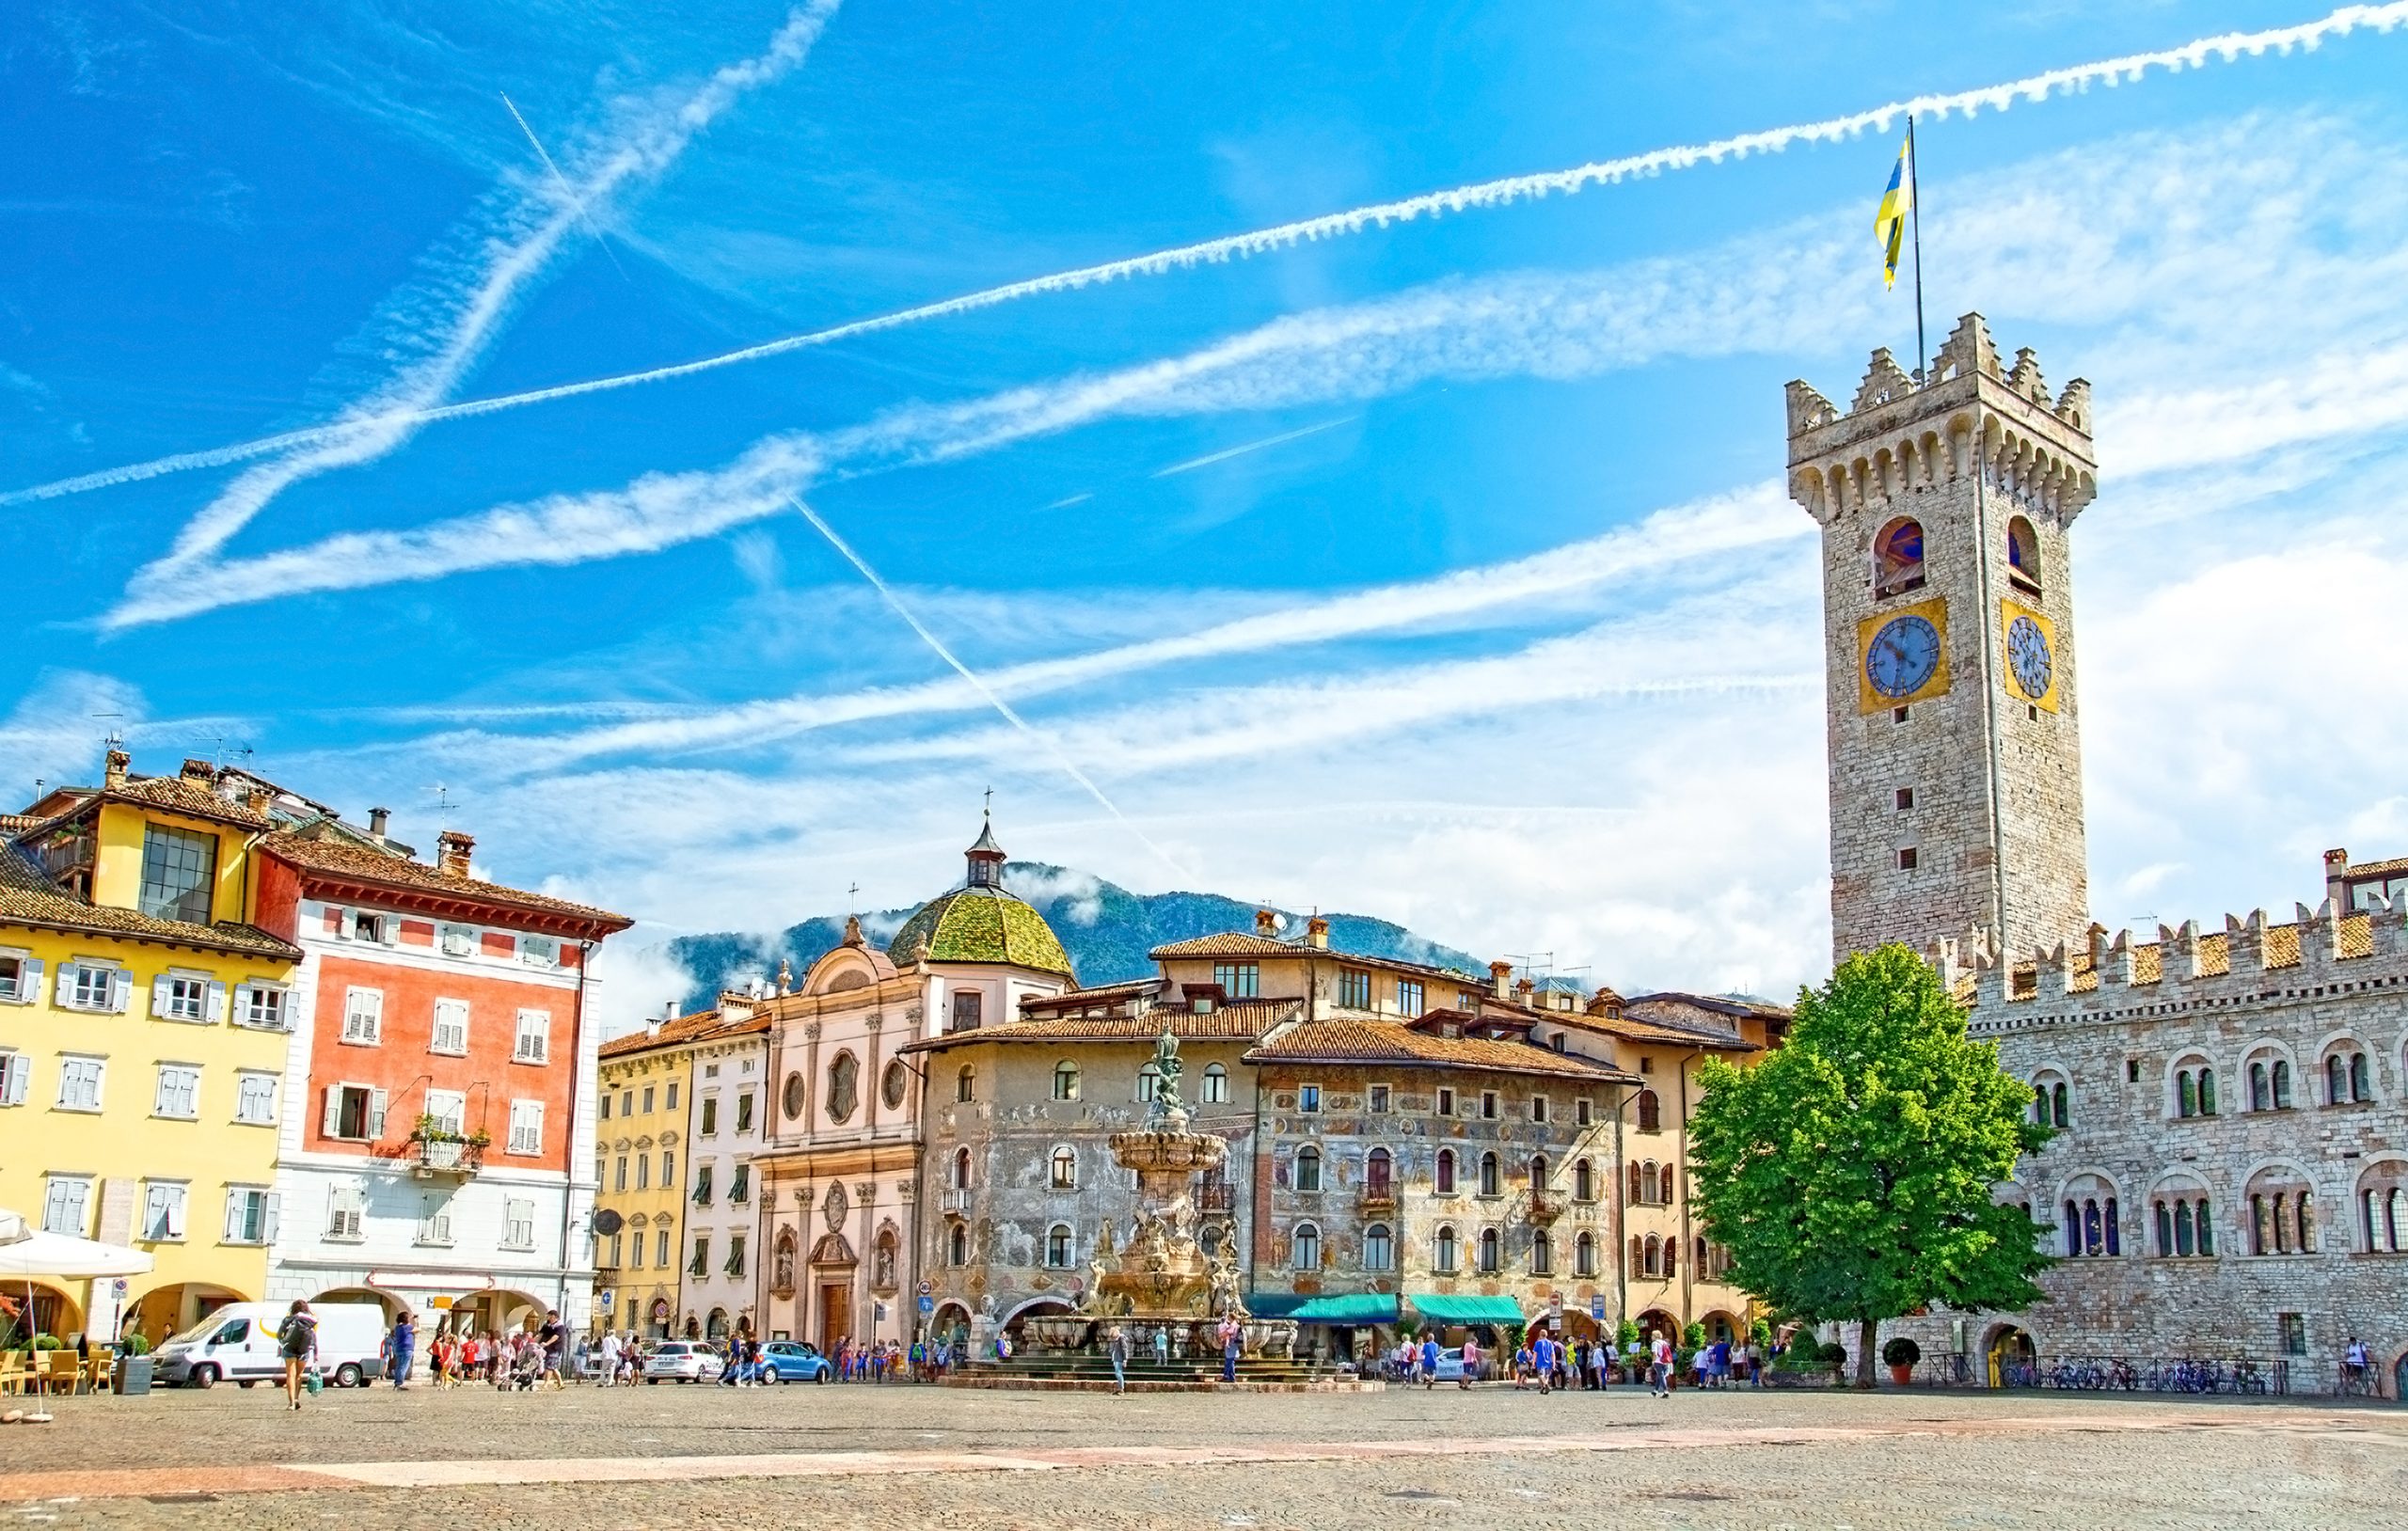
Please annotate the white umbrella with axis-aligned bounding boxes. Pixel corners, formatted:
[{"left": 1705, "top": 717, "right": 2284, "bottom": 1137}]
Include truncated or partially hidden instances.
[{"left": 0, "top": 1209, "right": 152, "bottom": 1420}]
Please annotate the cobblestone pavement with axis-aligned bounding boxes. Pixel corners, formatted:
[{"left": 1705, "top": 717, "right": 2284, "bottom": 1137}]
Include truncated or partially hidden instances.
[{"left": 4, "top": 1382, "right": 2400, "bottom": 1528}]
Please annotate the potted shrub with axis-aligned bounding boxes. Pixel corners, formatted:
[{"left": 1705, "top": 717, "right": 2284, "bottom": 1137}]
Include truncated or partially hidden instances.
[{"left": 1882, "top": 1335, "right": 1921, "bottom": 1385}]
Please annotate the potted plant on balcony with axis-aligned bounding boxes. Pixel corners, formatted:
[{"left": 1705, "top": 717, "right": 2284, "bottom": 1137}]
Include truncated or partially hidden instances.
[{"left": 1882, "top": 1335, "right": 1921, "bottom": 1386}]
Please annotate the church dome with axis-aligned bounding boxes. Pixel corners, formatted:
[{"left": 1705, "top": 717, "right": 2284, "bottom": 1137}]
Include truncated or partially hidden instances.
[{"left": 885, "top": 816, "right": 1076, "bottom": 979}]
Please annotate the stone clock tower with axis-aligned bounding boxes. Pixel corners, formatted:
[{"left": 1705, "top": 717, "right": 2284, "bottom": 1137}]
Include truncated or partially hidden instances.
[{"left": 1787, "top": 313, "right": 2095, "bottom": 965}]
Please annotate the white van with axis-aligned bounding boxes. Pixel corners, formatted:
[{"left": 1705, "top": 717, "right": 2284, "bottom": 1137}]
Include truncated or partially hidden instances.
[{"left": 152, "top": 1302, "right": 390, "bottom": 1389}]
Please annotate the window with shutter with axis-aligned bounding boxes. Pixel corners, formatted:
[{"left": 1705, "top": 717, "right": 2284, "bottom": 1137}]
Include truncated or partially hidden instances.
[
  {"left": 235, "top": 1071, "right": 278, "bottom": 1124},
  {"left": 143, "top": 1183, "right": 186, "bottom": 1240},
  {"left": 56, "top": 1056, "right": 104, "bottom": 1112},
  {"left": 432, "top": 999, "right": 469, "bottom": 1055},
  {"left": 153, "top": 1064, "right": 200, "bottom": 1119},
  {"left": 42, "top": 1176, "right": 91, "bottom": 1236},
  {"left": 513, "top": 1010, "right": 550, "bottom": 1064},
  {"left": 508, "top": 1099, "right": 543, "bottom": 1155},
  {"left": 504, "top": 1198, "right": 535, "bottom": 1249},
  {"left": 237, "top": 985, "right": 287, "bottom": 1030},
  {"left": 0, "top": 1053, "right": 28, "bottom": 1107},
  {"left": 342, "top": 988, "right": 383, "bottom": 1044}
]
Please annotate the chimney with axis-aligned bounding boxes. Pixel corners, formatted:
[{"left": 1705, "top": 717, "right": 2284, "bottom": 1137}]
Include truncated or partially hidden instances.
[
  {"left": 2325, "top": 847, "right": 2352, "bottom": 911},
  {"left": 1306, "top": 917, "right": 1329, "bottom": 951},
  {"left": 1514, "top": 977, "right": 1536, "bottom": 1006},
  {"left": 436, "top": 829, "right": 475, "bottom": 878},
  {"left": 368, "top": 807, "right": 391, "bottom": 839},
  {"left": 180, "top": 757, "right": 213, "bottom": 781},
  {"left": 104, "top": 750, "right": 130, "bottom": 788},
  {"left": 1254, "top": 908, "right": 1278, "bottom": 938},
  {"left": 1489, "top": 960, "right": 1513, "bottom": 999},
  {"left": 245, "top": 785, "right": 270, "bottom": 814}
]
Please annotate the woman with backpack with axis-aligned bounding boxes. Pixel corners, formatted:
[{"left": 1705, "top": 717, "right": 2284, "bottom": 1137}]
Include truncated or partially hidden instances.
[{"left": 277, "top": 1301, "right": 318, "bottom": 1411}]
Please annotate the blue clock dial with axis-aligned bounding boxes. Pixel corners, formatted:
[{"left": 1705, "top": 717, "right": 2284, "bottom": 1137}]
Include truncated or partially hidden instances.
[
  {"left": 1865, "top": 614, "right": 1941, "bottom": 700},
  {"left": 2008, "top": 614, "right": 2053, "bottom": 700}
]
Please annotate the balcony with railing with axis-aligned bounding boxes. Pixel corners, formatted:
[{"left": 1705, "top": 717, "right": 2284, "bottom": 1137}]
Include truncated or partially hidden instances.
[
  {"left": 1199, "top": 1182, "right": 1235, "bottom": 1213},
  {"left": 940, "top": 1188, "right": 972, "bottom": 1214},
  {"left": 1357, "top": 1178, "right": 1397, "bottom": 1214},
  {"left": 409, "top": 1131, "right": 485, "bottom": 1179}
]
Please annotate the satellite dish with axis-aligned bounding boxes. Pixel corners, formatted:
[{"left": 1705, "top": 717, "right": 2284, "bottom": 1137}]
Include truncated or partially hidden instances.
[{"left": 593, "top": 1208, "right": 624, "bottom": 1236}]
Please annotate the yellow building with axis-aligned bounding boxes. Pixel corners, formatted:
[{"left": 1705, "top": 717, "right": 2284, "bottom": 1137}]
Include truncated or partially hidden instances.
[
  {"left": 593, "top": 1009, "right": 711, "bottom": 1338},
  {"left": 0, "top": 752, "right": 302, "bottom": 1344}
]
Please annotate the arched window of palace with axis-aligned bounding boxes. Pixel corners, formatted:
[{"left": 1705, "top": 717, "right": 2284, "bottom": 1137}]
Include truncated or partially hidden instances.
[
  {"left": 1435, "top": 1148, "right": 1457, "bottom": 1195},
  {"left": 1292, "top": 1223, "right": 1321, "bottom": 1271},
  {"left": 1364, "top": 1223, "right": 1394, "bottom": 1271},
  {"left": 1294, "top": 1146, "right": 1323, "bottom": 1193},
  {"left": 1052, "top": 1061, "right": 1081, "bottom": 1101},
  {"left": 956, "top": 1065, "right": 976, "bottom": 1103}
]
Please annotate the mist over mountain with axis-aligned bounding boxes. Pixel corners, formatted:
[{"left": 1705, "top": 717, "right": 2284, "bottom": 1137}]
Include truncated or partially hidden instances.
[{"left": 660, "top": 861, "right": 1487, "bottom": 1011}]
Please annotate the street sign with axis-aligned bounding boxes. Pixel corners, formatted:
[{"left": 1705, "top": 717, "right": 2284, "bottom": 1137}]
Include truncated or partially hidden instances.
[
  {"left": 111, "top": 1278, "right": 128, "bottom": 1298},
  {"left": 600, "top": 1291, "right": 615, "bottom": 1312},
  {"left": 918, "top": 1296, "right": 934, "bottom": 1315},
  {"left": 918, "top": 1280, "right": 932, "bottom": 1297},
  {"left": 1590, "top": 1295, "right": 1606, "bottom": 1322}
]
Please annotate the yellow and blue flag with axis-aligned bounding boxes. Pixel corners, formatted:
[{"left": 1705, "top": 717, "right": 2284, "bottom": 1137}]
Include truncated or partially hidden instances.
[{"left": 1876, "top": 136, "right": 1912, "bottom": 289}]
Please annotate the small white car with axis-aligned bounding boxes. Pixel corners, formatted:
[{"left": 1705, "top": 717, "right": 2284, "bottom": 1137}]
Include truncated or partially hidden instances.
[{"left": 642, "top": 1341, "right": 726, "bottom": 1384}]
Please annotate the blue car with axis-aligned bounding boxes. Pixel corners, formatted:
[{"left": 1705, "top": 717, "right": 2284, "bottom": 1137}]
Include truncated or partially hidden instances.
[{"left": 760, "top": 1340, "right": 832, "bottom": 1384}]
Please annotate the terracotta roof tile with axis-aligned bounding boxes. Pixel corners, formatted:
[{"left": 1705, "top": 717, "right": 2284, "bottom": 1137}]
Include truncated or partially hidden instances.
[
  {"left": 2341, "top": 855, "right": 2408, "bottom": 880},
  {"left": 0, "top": 847, "right": 299, "bottom": 961},
  {"left": 265, "top": 831, "right": 629, "bottom": 931},
  {"left": 1149, "top": 932, "right": 1299, "bottom": 958},
  {"left": 901, "top": 1001, "right": 1298, "bottom": 1054},
  {"left": 1556, "top": 1006, "right": 1760, "bottom": 1051},
  {"left": 1244, "top": 1017, "right": 1635, "bottom": 1082},
  {"left": 599, "top": 1009, "right": 735, "bottom": 1059},
  {"left": 109, "top": 773, "right": 274, "bottom": 829}
]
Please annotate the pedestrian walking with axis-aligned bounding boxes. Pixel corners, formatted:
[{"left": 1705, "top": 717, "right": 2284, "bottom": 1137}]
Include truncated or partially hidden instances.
[
  {"left": 1418, "top": 1333, "right": 1439, "bottom": 1391},
  {"left": 1107, "top": 1325, "right": 1130, "bottom": 1396},
  {"left": 276, "top": 1301, "right": 318, "bottom": 1412},
  {"left": 1459, "top": 1335, "right": 1480, "bottom": 1390},
  {"left": 1221, "top": 1318, "right": 1242, "bottom": 1383},
  {"left": 599, "top": 1329, "right": 622, "bottom": 1387},
  {"left": 1151, "top": 1326, "right": 1169, "bottom": 1367},
  {"left": 1533, "top": 1333, "right": 1555, "bottom": 1396},
  {"left": 1648, "top": 1332, "right": 1673, "bottom": 1398}
]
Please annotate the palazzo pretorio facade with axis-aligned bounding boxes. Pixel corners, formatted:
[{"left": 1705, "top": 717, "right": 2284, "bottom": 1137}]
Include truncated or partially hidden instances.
[{"left": 1794, "top": 314, "right": 2408, "bottom": 1392}]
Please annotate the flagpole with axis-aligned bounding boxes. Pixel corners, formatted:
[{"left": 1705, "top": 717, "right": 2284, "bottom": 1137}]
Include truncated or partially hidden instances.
[{"left": 1908, "top": 114, "right": 1927, "bottom": 384}]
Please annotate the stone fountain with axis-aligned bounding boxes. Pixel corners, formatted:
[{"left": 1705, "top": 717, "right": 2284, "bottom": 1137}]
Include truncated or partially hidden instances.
[{"left": 1022, "top": 1028, "right": 1295, "bottom": 1362}]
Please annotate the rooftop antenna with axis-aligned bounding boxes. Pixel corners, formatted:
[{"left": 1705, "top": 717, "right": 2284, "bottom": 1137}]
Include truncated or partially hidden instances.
[
  {"left": 92, "top": 712, "right": 124, "bottom": 751},
  {"left": 214, "top": 736, "right": 254, "bottom": 771},
  {"left": 431, "top": 782, "right": 455, "bottom": 829}
]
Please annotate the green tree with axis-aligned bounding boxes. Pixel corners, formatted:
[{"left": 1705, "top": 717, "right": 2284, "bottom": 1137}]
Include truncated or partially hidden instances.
[{"left": 1687, "top": 943, "right": 2053, "bottom": 1388}]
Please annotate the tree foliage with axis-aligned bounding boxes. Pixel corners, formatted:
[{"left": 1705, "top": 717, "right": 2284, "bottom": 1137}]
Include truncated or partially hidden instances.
[{"left": 1687, "top": 943, "right": 2053, "bottom": 1385}]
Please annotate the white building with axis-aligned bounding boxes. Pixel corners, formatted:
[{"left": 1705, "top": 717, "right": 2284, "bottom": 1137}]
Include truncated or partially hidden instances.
[{"left": 679, "top": 1012, "right": 770, "bottom": 1340}]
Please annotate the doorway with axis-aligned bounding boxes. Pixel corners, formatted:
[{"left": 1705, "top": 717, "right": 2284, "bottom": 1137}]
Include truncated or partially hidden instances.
[{"left": 817, "top": 1283, "right": 850, "bottom": 1352}]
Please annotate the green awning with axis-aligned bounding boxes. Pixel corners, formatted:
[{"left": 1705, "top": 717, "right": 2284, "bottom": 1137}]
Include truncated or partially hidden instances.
[
  {"left": 1244, "top": 1293, "right": 1309, "bottom": 1318},
  {"left": 1288, "top": 1293, "right": 1400, "bottom": 1325},
  {"left": 1406, "top": 1294, "right": 1528, "bottom": 1326}
]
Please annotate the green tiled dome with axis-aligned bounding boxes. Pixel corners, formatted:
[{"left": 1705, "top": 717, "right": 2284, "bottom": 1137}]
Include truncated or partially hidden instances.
[{"left": 886, "top": 884, "right": 1075, "bottom": 978}]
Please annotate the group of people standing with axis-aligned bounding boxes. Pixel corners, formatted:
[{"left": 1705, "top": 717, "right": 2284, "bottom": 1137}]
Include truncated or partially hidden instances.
[{"left": 422, "top": 1317, "right": 570, "bottom": 1390}]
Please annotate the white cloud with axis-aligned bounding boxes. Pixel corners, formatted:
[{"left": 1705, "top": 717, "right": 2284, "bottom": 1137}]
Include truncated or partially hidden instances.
[{"left": 0, "top": 671, "right": 147, "bottom": 796}]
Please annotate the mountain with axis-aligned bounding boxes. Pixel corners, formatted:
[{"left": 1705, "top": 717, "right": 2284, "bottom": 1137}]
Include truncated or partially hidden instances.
[{"left": 661, "top": 861, "right": 1488, "bottom": 1011}]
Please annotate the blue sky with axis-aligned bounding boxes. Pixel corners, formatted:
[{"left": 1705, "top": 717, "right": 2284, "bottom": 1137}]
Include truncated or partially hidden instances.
[{"left": 8, "top": 1, "right": 2408, "bottom": 1026}]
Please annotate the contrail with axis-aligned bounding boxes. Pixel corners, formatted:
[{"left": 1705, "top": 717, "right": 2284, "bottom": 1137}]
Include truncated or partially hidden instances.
[
  {"left": 500, "top": 90, "right": 630, "bottom": 282},
  {"left": 8, "top": 0, "right": 2403, "bottom": 512},
  {"left": 102, "top": 0, "right": 843, "bottom": 592},
  {"left": 1151, "top": 417, "right": 1354, "bottom": 478},
  {"left": 783, "top": 494, "right": 1193, "bottom": 881}
]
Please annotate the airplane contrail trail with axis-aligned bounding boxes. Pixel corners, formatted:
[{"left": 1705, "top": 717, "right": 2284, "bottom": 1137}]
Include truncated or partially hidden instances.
[
  {"left": 1151, "top": 417, "right": 1355, "bottom": 478},
  {"left": 783, "top": 495, "right": 1194, "bottom": 881},
  {"left": 8, "top": 0, "right": 2403, "bottom": 512},
  {"left": 500, "top": 90, "right": 630, "bottom": 282}
]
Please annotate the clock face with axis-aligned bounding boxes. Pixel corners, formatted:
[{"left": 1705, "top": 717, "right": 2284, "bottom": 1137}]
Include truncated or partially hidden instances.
[
  {"left": 1864, "top": 614, "right": 1941, "bottom": 700},
  {"left": 2007, "top": 614, "right": 2053, "bottom": 700}
]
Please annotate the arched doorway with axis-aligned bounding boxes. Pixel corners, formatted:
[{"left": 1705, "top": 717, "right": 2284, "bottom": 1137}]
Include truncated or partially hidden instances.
[
  {"left": 0, "top": 1284, "right": 83, "bottom": 1346},
  {"left": 1635, "top": 1308, "right": 1680, "bottom": 1343},
  {"left": 2393, "top": 1351, "right": 2408, "bottom": 1403},
  {"left": 125, "top": 1282, "right": 246, "bottom": 1348},
  {"left": 929, "top": 1300, "right": 972, "bottom": 1349},
  {"left": 1699, "top": 1310, "right": 1739, "bottom": 1346},
  {"left": 1984, "top": 1324, "right": 2036, "bottom": 1387}
]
